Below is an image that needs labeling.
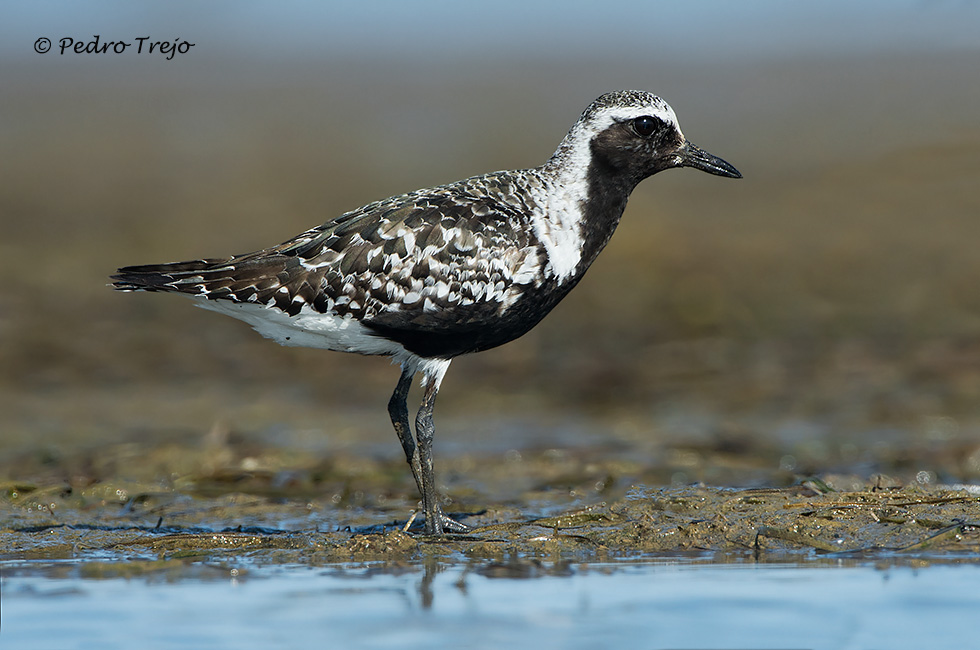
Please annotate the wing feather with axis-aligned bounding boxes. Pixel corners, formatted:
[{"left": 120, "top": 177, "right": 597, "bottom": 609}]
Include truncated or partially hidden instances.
[{"left": 112, "top": 175, "right": 548, "bottom": 332}]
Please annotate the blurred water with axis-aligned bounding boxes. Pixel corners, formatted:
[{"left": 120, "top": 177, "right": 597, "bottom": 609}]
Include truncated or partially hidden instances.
[{"left": 4, "top": 560, "right": 977, "bottom": 649}]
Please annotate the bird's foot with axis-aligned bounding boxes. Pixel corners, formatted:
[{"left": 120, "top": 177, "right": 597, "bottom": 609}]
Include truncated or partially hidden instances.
[
  {"left": 433, "top": 509, "right": 472, "bottom": 535},
  {"left": 406, "top": 505, "right": 471, "bottom": 535}
]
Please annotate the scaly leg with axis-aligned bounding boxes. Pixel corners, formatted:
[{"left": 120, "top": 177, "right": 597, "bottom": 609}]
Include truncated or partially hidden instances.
[
  {"left": 415, "top": 376, "right": 470, "bottom": 534},
  {"left": 387, "top": 366, "right": 425, "bottom": 497},
  {"left": 388, "top": 366, "right": 470, "bottom": 535}
]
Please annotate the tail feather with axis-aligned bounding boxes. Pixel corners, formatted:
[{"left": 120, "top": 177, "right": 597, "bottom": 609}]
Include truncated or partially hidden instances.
[
  {"left": 110, "top": 258, "right": 233, "bottom": 293},
  {"left": 110, "top": 254, "right": 329, "bottom": 317}
]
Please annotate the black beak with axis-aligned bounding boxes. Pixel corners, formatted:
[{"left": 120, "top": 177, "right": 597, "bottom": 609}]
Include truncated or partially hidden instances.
[{"left": 677, "top": 141, "right": 742, "bottom": 179}]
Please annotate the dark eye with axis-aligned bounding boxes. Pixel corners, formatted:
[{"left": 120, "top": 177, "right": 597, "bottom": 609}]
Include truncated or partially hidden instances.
[{"left": 632, "top": 116, "right": 659, "bottom": 137}]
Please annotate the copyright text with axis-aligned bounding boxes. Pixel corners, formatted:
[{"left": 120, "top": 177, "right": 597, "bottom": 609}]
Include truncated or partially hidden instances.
[{"left": 34, "top": 35, "right": 195, "bottom": 60}]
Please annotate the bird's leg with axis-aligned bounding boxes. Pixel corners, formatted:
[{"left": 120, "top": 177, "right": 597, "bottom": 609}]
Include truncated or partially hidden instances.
[
  {"left": 387, "top": 367, "right": 426, "bottom": 504},
  {"left": 414, "top": 379, "right": 441, "bottom": 534},
  {"left": 415, "top": 378, "right": 470, "bottom": 535}
]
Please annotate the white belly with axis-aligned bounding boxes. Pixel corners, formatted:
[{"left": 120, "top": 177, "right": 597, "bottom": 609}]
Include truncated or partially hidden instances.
[
  {"left": 193, "top": 298, "right": 453, "bottom": 388},
  {"left": 195, "top": 299, "right": 402, "bottom": 356}
]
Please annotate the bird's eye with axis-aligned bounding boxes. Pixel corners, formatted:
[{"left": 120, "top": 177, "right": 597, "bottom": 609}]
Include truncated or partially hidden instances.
[{"left": 632, "top": 116, "right": 659, "bottom": 137}]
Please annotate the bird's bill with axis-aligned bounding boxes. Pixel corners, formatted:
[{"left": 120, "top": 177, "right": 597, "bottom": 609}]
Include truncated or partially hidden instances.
[{"left": 677, "top": 141, "right": 742, "bottom": 178}]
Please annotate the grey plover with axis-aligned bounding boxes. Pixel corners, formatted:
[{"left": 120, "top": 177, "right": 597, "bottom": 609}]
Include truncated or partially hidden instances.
[{"left": 112, "top": 90, "right": 741, "bottom": 534}]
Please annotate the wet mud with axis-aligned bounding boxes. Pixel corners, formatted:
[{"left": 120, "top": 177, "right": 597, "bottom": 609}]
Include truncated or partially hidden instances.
[{"left": 4, "top": 438, "right": 979, "bottom": 573}]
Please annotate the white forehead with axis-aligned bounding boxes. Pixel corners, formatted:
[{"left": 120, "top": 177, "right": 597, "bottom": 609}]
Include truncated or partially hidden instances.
[{"left": 575, "top": 91, "right": 681, "bottom": 138}]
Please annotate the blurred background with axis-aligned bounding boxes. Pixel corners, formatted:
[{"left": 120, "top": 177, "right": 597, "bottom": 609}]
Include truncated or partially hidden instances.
[{"left": 2, "top": 1, "right": 979, "bottom": 486}]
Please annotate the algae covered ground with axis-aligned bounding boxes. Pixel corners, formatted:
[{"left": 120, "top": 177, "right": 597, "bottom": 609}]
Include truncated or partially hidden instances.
[{"left": 4, "top": 424, "right": 979, "bottom": 570}]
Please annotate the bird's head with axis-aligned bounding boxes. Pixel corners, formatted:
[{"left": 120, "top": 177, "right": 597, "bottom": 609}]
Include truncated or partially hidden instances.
[{"left": 552, "top": 90, "right": 741, "bottom": 188}]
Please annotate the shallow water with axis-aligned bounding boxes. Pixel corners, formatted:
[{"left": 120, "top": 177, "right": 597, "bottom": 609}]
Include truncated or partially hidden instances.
[{"left": 4, "top": 559, "right": 977, "bottom": 650}]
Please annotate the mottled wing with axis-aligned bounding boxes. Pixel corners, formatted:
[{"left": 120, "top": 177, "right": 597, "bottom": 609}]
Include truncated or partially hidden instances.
[{"left": 112, "top": 179, "right": 548, "bottom": 334}]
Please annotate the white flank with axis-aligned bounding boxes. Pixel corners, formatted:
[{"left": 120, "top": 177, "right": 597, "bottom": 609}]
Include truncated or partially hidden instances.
[
  {"left": 195, "top": 298, "right": 454, "bottom": 389},
  {"left": 197, "top": 297, "right": 452, "bottom": 390},
  {"left": 195, "top": 299, "right": 404, "bottom": 356}
]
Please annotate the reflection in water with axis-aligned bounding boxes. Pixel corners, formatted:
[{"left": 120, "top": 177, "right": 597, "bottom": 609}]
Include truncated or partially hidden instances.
[
  {"left": 419, "top": 556, "right": 437, "bottom": 610},
  {"left": 5, "top": 560, "right": 980, "bottom": 649}
]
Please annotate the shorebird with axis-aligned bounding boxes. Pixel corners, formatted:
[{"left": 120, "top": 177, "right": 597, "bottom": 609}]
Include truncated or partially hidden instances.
[{"left": 112, "top": 90, "right": 741, "bottom": 534}]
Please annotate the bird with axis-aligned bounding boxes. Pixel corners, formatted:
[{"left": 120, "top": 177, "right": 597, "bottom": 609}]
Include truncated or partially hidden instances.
[{"left": 112, "top": 90, "right": 741, "bottom": 535}]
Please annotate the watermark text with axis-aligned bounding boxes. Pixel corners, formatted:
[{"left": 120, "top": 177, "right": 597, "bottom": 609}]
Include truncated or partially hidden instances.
[{"left": 34, "top": 35, "right": 195, "bottom": 60}]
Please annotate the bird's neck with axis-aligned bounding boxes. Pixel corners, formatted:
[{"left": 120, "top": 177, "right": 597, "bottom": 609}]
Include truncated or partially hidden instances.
[
  {"left": 542, "top": 146, "right": 635, "bottom": 280},
  {"left": 578, "top": 158, "right": 634, "bottom": 273}
]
